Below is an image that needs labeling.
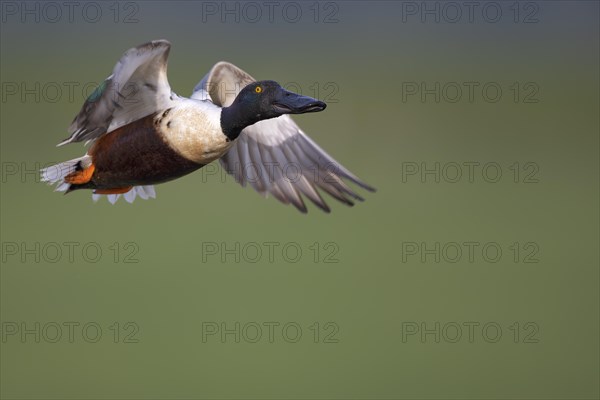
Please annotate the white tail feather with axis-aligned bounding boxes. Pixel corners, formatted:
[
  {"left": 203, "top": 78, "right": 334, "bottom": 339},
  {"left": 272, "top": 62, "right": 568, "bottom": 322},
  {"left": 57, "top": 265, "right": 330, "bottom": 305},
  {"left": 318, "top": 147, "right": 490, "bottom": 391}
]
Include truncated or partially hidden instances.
[
  {"left": 40, "top": 156, "right": 91, "bottom": 192},
  {"left": 41, "top": 157, "right": 156, "bottom": 204},
  {"left": 93, "top": 185, "right": 157, "bottom": 204}
]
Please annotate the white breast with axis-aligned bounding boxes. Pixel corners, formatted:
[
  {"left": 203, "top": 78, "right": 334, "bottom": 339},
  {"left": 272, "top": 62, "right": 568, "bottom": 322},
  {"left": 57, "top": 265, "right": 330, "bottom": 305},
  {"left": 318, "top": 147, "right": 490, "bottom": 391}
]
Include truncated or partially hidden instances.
[{"left": 155, "top": 99, "right": 233, "bottom": 164}]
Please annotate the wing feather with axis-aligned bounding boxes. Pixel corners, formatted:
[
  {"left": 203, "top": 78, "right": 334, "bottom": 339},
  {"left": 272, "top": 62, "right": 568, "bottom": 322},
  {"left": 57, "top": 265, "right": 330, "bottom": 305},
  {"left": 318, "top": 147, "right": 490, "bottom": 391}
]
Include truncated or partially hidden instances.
[
  {"left": 192, "top": 61, "right": 375, "bottom": 212},
  {"left": 59, "top": 40, "right": 176, "bottom": 146}
]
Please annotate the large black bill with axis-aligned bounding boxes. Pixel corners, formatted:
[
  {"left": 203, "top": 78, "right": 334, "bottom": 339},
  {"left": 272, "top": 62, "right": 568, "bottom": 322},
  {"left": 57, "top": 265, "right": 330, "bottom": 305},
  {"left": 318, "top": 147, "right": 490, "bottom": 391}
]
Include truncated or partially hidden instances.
[{"left": 272, "top": 88, "right": 327, "bottom": 114}]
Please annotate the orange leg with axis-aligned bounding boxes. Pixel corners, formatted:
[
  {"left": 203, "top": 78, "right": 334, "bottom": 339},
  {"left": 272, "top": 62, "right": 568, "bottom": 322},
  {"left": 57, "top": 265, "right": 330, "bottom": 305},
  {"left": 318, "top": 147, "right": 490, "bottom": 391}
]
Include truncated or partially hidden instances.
[
  {"left": 65, "top": 163, "right": 95, "bottom": 184},
  {"left": 94, "top": 187, "right": 133, "bottom": 195}
]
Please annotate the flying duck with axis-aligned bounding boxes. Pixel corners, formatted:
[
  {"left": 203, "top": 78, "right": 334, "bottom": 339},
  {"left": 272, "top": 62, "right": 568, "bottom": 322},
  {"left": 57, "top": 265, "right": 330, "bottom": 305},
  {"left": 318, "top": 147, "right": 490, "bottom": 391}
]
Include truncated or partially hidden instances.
[{"left": 41, "top": 40, "right": 374, "bottom": 213}]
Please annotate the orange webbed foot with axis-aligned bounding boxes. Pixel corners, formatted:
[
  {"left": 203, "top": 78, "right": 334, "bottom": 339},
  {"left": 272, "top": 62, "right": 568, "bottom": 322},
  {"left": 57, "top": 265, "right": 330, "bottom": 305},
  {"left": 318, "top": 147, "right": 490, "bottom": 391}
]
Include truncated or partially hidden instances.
[
  {"left": 94, "top": 187, "right": 133, "bottom": 195},
  {"left": 65, "top": 163, "right": 95, "bottom": 184}
]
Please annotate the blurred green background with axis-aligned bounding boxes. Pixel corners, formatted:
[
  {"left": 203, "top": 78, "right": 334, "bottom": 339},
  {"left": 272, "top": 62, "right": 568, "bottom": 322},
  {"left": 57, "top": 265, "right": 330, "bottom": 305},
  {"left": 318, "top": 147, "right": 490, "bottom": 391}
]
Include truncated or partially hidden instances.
[{"left": 1, "top": 1, "right": 598, "bottom": 399}]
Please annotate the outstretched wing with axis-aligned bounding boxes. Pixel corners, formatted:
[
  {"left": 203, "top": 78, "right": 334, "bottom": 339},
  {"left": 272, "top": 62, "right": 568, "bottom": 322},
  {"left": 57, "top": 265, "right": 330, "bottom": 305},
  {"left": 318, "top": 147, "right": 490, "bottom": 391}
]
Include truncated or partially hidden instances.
[
  {"left": 192, "top": 61, "right": 375, "bottom": 213},
  {"left": 59, "top": 39, "right": 177, "bottom": 146}
]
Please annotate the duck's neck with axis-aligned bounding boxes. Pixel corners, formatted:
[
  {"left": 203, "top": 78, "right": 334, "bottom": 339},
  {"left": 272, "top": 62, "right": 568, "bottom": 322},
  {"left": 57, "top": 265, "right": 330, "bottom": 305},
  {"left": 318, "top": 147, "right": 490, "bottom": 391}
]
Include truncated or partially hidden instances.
[{"left": 220, "top": 104, "right": 260, "bottom": 142}]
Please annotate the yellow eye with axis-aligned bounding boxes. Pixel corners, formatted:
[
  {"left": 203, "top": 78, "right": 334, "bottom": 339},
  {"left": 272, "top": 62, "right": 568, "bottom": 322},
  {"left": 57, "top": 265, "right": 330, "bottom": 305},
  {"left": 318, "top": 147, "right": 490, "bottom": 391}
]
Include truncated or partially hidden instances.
[{"left": 255, "top": 86, "right": 262, "bottom": 93}]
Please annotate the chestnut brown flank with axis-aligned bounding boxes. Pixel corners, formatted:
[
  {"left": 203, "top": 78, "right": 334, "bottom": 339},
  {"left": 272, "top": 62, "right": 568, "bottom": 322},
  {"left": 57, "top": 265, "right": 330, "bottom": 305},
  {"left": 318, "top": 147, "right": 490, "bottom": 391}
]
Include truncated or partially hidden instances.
[{"left": 70, "top": 113, "right": 204, "bottom": 191}]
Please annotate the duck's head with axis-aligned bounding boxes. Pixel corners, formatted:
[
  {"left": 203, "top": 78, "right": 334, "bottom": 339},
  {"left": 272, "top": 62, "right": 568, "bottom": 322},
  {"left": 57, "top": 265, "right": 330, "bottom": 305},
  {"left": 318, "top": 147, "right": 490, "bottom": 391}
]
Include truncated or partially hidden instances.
[{"left": 221, "top": 80, "right": 326, "bottom": 140}]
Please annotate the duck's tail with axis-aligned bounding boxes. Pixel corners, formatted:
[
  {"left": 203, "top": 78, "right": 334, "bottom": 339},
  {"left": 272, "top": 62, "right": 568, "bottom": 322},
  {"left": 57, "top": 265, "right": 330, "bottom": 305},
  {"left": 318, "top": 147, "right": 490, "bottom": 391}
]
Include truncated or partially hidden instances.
[
  {"left": 41, "top": 156, "right": 157, "bottom": 204},
  {"left": 40, "top": 155, "right": 91, "bottom": 193}
]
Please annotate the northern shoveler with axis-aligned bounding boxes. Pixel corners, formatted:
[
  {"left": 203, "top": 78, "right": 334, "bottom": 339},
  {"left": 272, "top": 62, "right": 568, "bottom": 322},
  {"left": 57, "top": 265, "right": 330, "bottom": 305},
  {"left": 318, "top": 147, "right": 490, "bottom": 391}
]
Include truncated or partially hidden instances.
[{"left": 41, "top": 40, "right": 374, "bottom": 213}]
